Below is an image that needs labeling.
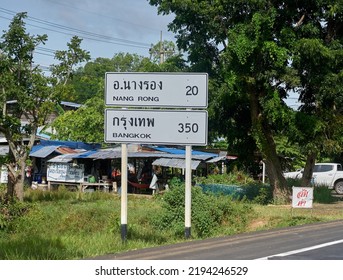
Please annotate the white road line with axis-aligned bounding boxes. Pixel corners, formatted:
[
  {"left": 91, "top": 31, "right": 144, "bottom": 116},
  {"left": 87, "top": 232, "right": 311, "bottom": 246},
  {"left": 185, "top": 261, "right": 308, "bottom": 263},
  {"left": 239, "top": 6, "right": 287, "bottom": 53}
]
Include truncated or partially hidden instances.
[{"left": 255, "top": 239, "right": 343, "bottom": 260}]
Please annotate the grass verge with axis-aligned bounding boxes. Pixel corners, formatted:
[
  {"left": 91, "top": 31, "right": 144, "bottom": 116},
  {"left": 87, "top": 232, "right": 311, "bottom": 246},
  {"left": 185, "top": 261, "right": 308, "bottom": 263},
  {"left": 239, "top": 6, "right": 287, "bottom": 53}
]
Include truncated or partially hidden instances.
[{"left": 1, "top": 185, "right": 343, "bottom": 260}]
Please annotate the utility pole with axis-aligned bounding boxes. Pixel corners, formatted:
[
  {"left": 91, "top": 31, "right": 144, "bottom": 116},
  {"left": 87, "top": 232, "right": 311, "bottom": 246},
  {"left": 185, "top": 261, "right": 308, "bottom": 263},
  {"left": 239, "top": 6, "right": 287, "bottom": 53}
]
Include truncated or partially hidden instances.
[{"left": 159, "top": 30, "right": 164, "bottom": 65}]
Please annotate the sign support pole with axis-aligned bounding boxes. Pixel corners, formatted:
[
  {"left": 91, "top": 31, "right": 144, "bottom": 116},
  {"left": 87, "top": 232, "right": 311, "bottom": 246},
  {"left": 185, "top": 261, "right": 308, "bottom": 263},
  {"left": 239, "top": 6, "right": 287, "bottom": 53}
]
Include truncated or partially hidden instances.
[
  {"left": 121, "top": 143, "right": 128, "bottom": 242},
  {"left": 185, "top": 145, "right": 192, "bottom": 239}
]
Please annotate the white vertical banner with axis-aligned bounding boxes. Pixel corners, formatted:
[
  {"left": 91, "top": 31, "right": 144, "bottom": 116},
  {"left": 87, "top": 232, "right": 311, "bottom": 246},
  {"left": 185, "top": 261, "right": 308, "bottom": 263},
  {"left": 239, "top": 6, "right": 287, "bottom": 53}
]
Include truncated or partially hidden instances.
[{"left": 292, "top": 187, "right": 313, "bottom": 208}]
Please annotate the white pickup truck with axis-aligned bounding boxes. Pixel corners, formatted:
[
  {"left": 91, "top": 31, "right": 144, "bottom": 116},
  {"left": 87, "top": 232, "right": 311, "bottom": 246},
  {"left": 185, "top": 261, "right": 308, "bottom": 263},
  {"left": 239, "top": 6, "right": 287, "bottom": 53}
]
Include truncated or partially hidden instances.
[{"left": 284, "top": 163, "right": 343, "bottom": 194}]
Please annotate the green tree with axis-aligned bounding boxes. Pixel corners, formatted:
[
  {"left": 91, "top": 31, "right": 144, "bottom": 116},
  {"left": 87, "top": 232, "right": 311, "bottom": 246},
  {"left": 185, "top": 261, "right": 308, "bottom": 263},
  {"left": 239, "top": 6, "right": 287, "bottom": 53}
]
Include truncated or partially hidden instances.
[
  {"left": 51, "top": 96, "right": 105, "bottom": 143},
  {"left": 68, "top": 53, "right": 153, "bottom": 103},
  {"left": 0, "top": 13, "right": 90, "bottom": 201},
  {"left": 289, "top": 3, "right": 343, "bottom": 187},
  {"left": 149, "top": 0, "right": 343, "bottom": 201}
]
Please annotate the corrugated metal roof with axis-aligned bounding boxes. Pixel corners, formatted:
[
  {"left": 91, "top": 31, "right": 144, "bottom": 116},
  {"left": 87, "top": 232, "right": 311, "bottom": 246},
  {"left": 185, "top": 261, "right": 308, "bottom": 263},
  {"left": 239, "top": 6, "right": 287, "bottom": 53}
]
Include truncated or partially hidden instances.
[
  {"left": 60, "top": 101, "right": 82, "bottom": 108},
  {"left": 152, "top": 158, "right": 201, "bottom": 170},
  {"left": 83, "top": 149, "right": 122, "bottom": 159},
  {"left": 56, "top": 147, "right": 80, "bottom": 154},
  {"left": 150, "top": 146, "right": 217, "bottom": 158},
  {"left": 80, "top": 150, "right": 169, "bottom": 160},
  {"left": 45, "top": 146, "right": 218, "bottom": 163},
  {"left": 47, "top": 154, "right": 77, "bottom": 163},
  {"left": 206, "top": 156, "right": 227, "bottom": 163},
  {"left": 207, "top": 155, "right": 238, "bottom": 163},
  {"left": 29, "top": 145, "right": 60, "bottom": 158}
]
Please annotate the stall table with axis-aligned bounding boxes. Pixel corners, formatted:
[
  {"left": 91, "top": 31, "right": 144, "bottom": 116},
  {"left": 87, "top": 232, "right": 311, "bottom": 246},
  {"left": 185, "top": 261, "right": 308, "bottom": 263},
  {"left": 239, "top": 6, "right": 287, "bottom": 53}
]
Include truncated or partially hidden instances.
[
  {"left": 47, "top": 181, "right": 117, "bottom": 192},
  {"left": 81, "top": 181, "right": 116, "bottom": 192}
]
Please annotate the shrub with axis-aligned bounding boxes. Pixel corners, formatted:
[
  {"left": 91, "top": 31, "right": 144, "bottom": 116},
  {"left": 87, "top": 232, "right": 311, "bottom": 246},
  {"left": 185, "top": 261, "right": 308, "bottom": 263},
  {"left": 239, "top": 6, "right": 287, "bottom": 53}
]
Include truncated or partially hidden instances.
[
  {"left": 195, "top": 171, "right": 255, "bottom": 185},
  {"left": 313, "top": 186, "right": 336, "bottom": 203},
  {"left": 196, "top": 182, "right": 273, "bottom": 205},
  {"left": 150, "top": 181, "right": 254, "bottom": 238},
  {"left": 241, "top": 184, "right": 273, "bottom": 204},
  {"left": 0, "top": 198, "right": 33, "bottom": 230}
]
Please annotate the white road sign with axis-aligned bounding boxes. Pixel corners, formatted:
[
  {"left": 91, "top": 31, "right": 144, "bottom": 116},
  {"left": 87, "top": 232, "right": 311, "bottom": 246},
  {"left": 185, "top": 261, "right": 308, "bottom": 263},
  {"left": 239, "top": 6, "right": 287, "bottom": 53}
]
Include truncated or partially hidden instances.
[
  {"left": 292, "top": 187, "right": 313, "bottom": 208},
  {"left": 105, "top": 72, "right": 208, "bottom": 108},
  {"left": 105, "top": 109, "right": 208, "bottom": 145}
]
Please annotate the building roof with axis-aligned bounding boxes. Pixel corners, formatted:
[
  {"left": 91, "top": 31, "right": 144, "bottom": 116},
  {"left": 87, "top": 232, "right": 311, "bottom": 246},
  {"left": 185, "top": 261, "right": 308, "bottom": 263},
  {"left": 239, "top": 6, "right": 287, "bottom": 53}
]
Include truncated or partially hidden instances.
[
  {"left": 206, "top": 155, "right": 238, "bottom": 163},
  {"left": 29, "top": 140, "right": 101, "bottom": 158},
  {"left": 152, "top": 158, "right": 201, "bottom": 170},
  {"left": 30, "top": 145, "right": 61, "bottom": 158},
  {"left": 149, "top": 146, "right": 217, "bottom": 158}
]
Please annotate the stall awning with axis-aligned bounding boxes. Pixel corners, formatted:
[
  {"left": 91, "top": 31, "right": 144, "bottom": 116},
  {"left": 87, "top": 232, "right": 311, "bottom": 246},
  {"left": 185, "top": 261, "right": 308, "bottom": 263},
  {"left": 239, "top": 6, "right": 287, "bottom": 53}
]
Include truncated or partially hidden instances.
[
  {"left": 206, "top": 155, "right": 238, "bottom": 163},
  {"left": 149, "top": 146, "right": 217, "bottom": 160},
  {"left": 152, "top": 158, "right": 201, "bottom": 170},
  {"left": 47, "top": 154, "right": 76, "bottom": 163}
]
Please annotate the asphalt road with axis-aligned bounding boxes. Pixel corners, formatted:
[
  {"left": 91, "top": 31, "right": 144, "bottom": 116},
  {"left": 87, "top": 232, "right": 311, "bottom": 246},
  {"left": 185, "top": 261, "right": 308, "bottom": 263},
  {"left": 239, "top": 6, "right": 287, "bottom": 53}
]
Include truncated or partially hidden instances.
[{"left": 91, "top": 220, "right": 343, "bottom": 260}]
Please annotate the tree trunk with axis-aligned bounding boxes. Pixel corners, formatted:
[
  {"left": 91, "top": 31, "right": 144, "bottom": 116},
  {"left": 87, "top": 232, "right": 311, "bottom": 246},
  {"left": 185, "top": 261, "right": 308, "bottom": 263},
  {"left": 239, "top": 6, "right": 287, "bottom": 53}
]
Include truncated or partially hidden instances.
[
  {"left": 6, "top": 148, "right": 26, "bottom": 201},
  {"left": 301, "top": 151, "right": 317, "bottom": 187},
  {"left": 249, "top": 91, "right": 290, "bottom": 203},
  {"left": 5, "top": 170, "right": 15, "bottom": 202}
]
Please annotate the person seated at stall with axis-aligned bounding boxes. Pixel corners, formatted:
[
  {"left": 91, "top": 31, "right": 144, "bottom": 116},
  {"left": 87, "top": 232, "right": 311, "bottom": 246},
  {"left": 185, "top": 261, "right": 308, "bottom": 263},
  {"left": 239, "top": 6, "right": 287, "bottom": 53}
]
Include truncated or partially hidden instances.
[{"left": 111, "top": 168, "right": 121, "bottom": 193}]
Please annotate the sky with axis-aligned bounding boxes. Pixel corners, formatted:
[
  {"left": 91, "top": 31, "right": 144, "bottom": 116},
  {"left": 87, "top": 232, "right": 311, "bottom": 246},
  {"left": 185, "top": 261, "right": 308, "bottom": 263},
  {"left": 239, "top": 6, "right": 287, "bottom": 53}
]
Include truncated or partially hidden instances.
[{"left": 0, "top": 0, "right": 175, "bottom": 70}]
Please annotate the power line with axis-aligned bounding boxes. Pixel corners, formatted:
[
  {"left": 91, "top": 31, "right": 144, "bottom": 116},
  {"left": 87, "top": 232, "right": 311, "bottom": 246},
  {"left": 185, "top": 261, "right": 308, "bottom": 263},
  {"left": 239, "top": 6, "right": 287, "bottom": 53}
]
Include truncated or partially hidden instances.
[
  {"left": 0, "top": 7, "right": 152, "bottom": 49},
  {"left": 44, "top": 0, "right": 166, "bottom": 34}
]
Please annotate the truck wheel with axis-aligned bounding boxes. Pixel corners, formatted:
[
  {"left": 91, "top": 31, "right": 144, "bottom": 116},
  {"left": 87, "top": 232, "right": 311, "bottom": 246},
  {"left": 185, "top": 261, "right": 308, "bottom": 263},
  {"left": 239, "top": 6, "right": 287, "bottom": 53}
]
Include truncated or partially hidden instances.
[{"left": 334, "top": 181, "right": 343, "bottom": 195}]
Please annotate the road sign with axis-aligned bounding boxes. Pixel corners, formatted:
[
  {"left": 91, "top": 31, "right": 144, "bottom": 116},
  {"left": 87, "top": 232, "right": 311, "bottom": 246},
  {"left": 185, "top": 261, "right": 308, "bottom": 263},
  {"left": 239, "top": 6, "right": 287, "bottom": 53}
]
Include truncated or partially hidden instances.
[
  {"left": 105, "top": 72, "right": 208, "bottom": 108},
  {"left": 105, "top": 109, "right": 208, "bottom": 145}
]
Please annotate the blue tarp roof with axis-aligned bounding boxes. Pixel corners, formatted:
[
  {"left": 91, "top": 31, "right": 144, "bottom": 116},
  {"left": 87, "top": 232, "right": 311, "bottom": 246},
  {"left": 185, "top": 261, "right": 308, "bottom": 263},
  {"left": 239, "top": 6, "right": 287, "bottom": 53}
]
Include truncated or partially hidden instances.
[
  {"left": 73, "top": 150, "right": 98, "bottom": 158},
  {"left": 149, "top": 146, "right": 217, "bottom": 157},
  {"left": 38, "top": 140, "right": 100, "bottom": 150}
]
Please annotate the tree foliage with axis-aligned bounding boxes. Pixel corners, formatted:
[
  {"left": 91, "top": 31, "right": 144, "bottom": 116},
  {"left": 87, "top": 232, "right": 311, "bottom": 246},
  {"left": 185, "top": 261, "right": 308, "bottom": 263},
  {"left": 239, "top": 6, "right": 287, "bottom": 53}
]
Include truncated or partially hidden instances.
[
  {"left": 149, "top": 0, "right": 343, "bottom": 200},
  {"left": 51, "top": 96, "right": 105, "bottom": 143},
  {"left": 0, "top": 13, "right": 90, "bottom": 201}
]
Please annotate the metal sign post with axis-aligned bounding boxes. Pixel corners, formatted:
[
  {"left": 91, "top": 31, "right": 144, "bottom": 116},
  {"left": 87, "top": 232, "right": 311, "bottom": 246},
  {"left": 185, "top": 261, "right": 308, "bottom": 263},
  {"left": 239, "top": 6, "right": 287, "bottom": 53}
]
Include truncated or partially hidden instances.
[
  {"left": 120, "top": 143, "right": 128, "bottom": 242},
  {"left": 185, "top": 145, "right": 192, "bottom": 238}
]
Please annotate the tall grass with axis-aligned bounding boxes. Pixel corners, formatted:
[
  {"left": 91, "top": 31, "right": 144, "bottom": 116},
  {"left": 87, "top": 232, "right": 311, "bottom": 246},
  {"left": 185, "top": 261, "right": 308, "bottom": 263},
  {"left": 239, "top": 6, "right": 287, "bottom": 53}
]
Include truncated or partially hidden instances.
[
  {"left": 0, "top": 183, "right": 256, "bottom": 259},
  {"left": 1, "top": 178, "right": 342, "bottom": 260}
]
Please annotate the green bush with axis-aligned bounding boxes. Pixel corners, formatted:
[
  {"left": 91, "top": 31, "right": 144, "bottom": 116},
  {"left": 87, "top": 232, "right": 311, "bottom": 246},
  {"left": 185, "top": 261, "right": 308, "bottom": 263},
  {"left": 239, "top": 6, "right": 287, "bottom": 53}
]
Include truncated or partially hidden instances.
[
  {"left": 241, "top": 184, "right": 273, "bottom": 204},
  {"left": 313, "top": 186, "right": 336, "bottom": 203},
  {"left": 195, "top": 171, "right": 255, "bottom": 185},
  {"left": 196, "top": 182, "right": 273, "bottom": 205},
  {"left": 0, "top": 198, "right": 33, "bottom": 230},
  {"left": 150, "top": 182, "right": 254, "bottom": 238}
]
